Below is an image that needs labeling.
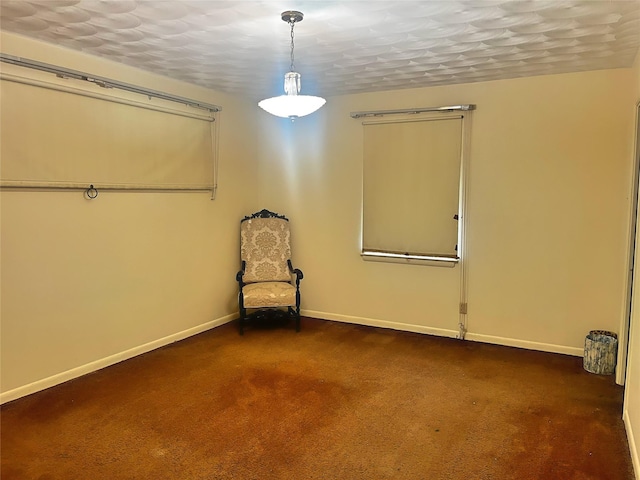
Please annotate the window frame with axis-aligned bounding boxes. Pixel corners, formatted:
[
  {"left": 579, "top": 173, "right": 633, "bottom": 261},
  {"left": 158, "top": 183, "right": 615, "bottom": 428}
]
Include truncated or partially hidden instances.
[{"left": 359, "top": 111, "right": 472, "bottom": 267}]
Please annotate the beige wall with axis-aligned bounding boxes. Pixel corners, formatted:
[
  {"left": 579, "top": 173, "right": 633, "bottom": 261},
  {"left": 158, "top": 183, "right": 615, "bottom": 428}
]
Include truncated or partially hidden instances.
[
  {"left": 257, "top": 67, "right": 636, "bottom": 355},
  {"left": 0, "top": 32, "right": 260, "bottom": 399},
  {"left": 624, "top": 51, "right": 640, "bottom": 480},
  {"left": 2, "top": 30, "right": 638, "bottom": 425}
]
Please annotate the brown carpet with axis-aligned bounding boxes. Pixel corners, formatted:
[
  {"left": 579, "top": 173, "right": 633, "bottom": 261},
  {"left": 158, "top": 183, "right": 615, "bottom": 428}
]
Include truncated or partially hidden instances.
[{"left": 1, "top": 317, "right": 634, "bottom": 480}]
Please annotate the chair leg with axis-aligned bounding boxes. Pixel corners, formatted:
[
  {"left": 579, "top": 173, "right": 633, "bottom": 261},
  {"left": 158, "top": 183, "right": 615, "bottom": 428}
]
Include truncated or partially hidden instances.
[
  {"left": 288, "top": 306, "right": 300, "bottom": 332},
  {"left": 295, "top": 288, "right": 301, "bottom": 332},
  {"left": 239, "top": 305, "right": 246, "bottom": 335}
]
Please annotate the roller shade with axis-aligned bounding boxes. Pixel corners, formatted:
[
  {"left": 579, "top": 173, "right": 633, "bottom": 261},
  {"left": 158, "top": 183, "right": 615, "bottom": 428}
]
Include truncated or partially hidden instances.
[
  {"left": 1, "top": 78, "right": 216, "bottom": 190},
  {"left": 362, "top": 116, "right": 463, "bottom": 257}
]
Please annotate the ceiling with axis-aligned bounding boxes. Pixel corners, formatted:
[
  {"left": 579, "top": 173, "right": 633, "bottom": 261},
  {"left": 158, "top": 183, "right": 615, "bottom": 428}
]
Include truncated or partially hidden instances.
[{"left": 1, "top": 1, "right": 639, "bottom": 100}]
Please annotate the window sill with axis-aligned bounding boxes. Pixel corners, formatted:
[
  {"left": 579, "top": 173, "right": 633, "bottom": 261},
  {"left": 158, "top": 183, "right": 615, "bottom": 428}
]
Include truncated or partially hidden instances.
[{"left": 361, "top": 250, "right": 459, "bottom": 268}]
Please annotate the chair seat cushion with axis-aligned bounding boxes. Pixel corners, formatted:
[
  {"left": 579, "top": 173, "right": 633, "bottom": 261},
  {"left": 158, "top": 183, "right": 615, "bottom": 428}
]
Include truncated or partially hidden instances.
[{"left": 242, "top": 281, "right": 296, "bottom": 308}]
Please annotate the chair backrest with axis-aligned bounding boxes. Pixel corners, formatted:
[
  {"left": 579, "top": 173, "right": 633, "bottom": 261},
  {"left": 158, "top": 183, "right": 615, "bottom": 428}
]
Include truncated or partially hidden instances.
[{"left": 240, "top": 210, "right": 291, "bottom": 283}]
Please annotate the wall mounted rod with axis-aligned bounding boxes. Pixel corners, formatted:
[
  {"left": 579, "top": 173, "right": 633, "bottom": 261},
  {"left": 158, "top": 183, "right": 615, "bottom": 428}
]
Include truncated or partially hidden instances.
[
  {"left": 1, "top": 73, "right": 216, "bottom": 122},
  {"left": 350, "top": 104, "right": 475, "bottom": 119},
  {"left": 0, "top": 181, "right": 214, "bottom": 192},
  {"left": 0, "top": 53, "right": 222, "bottom": 113}
]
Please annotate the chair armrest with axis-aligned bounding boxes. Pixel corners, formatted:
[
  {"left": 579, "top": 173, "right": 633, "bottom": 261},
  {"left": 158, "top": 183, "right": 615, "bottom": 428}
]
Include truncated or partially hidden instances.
[
  {"left": 287, "top": 259, "right": 304, "bottom": 281},
  {"left": 236, "top": 260, "right": 246, "bottom": 283}
]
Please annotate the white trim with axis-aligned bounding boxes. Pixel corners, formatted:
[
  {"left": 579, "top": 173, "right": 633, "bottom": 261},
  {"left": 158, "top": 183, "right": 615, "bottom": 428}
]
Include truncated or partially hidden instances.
[
  {"left": 1, "top": 311, "right": 587, "bottom": 405},
  {"left": 302, "top": 309, "right": 460, "bottom": 338},
  {"left": 624, "top": 408, "right": 640, "bottom": 480},
  {"left": 302, "top": 309, "right": 583, "bottom": 356},
  {"left": 618, "top": 100, "right": 640, "bottom": 386},
  {"left": 464, "top": 332, "right": 584, "bottom": 357},
  {"left": 0, "top": 313, "right": 236, "bottom": 405}
]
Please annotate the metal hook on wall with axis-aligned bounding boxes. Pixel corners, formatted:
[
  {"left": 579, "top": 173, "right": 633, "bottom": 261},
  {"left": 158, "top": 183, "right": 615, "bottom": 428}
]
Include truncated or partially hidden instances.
[{"left": 85, "top": 184, "right": 98, "bottom": 199}]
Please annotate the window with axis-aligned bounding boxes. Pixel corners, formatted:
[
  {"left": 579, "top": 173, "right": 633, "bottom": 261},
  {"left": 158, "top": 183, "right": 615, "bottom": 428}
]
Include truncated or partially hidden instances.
[
  {"left": 361, "top": 114, "right": 467, "bottom": 266},
  {"left": 1, "top": 64, "right": 218, "bottom": 194}
]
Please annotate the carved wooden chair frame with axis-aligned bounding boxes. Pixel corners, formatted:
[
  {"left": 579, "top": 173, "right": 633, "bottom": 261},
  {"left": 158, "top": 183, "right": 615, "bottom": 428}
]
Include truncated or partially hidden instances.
[{"left": 236, "top": 209, "right": 303, "bottom": 334}]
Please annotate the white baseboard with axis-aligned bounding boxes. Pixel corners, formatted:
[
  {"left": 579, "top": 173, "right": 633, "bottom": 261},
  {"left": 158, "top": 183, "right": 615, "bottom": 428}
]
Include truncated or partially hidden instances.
[
  {"left": 464, "top": 332, "right": 584, "bottom": 357},
  {"left": 0, "top": 313, "right": 236, "bottom": 405},
  {"left": 302, "top": 309, "right": 583, "bottom": 357},
  {"left": 624, "top": 408, "right": 640, "bottom": 480},
  {"left": 301, "top": 309, "right": 460, "bottom": 338},
  {"left": 0, "top": 311, "right": 586, "bottom": 405}
]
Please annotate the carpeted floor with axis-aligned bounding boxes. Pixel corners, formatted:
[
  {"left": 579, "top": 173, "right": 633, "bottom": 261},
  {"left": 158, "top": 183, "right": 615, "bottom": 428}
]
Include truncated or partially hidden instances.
[{"left": 1, "top": 317, "right": 635, "bottom": 479}]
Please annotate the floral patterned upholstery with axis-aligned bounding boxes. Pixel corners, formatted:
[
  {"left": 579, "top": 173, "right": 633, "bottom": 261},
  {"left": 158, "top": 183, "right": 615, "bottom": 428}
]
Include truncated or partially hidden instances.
[
  {"left": 242, "top": 282, "right": 297, "bottom": 308},
  {"left": 241, "top": 217, "right": 291, "bottom": 283},
  {"left": 236, "top": 209, "right": 303, "bottom": 335}
]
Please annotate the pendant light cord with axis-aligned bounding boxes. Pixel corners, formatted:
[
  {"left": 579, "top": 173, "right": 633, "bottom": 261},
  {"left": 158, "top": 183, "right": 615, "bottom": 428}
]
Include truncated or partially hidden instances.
[{"left": 289, "top": 20, "right": 295, "bottom": 72}]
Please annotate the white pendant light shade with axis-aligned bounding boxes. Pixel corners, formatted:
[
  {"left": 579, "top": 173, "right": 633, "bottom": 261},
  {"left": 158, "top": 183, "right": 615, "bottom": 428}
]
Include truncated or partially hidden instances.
[
  {"left": 258, "top": 94, "right": 326, "bottom": 119},
  {"left": 259, "top": 11, "right": 326, "bottom": 120},
  {"left": 259, "top": 72, "right": 326, "bottom": 118}
]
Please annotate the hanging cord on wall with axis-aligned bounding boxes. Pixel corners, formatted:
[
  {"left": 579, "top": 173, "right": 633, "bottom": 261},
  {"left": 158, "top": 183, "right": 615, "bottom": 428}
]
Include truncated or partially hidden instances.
[
  {"left": 210, "top": 112, "right": 220, "bottom": 201},
  {"left": 456, "top": 114, "right": 472, "bottom": 340}
]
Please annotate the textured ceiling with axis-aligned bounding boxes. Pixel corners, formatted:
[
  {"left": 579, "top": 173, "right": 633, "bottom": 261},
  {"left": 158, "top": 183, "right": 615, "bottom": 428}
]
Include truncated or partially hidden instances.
[{"left": 1, "top": 0, "right": 639, "bottom": 100}]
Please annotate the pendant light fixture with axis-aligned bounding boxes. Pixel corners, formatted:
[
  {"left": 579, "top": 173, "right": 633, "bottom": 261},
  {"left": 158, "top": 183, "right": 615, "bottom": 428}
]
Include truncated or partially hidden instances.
[{"left": 258, "top": 11, "right": 326, "bottom": 120}]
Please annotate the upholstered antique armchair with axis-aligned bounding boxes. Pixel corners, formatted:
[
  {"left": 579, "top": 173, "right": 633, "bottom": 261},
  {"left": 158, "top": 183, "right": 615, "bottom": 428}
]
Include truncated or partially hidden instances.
[{"left": 236, "top": 209, "right": 303, "bottom": 335}]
